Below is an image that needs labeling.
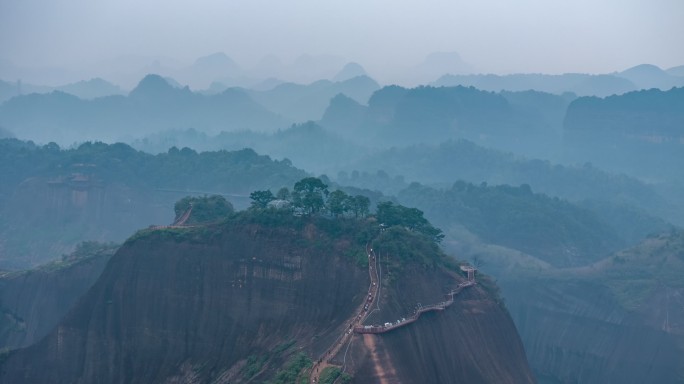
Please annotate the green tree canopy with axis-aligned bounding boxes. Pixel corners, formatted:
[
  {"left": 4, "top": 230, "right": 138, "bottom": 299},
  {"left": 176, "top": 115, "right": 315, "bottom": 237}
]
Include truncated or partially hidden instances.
[
  {"left": 327, "top": 190, "right": 349, "bottom": 217},
  {"left": 276, "top": 187, "right": 291, "bottom": 201},
  {"left": 376, "top": 201, "right": 443, "bottom": 242},
  {"left": 174, "top": 195, "right": 234, "bottom": 224},
  {"left": 293, "top": 177, "right": 329, "bottom": 214},
  {"left": 350, "top": 195, "right": 370, "bottom": 218},
  {"left": 249, "top": 190, "right": 275, "bottom": 209}
]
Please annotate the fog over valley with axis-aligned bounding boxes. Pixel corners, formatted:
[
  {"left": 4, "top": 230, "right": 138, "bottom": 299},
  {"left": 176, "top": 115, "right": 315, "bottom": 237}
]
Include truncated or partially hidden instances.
[{"left": 1, "top": 1, "right": 683, "bottom": 383}]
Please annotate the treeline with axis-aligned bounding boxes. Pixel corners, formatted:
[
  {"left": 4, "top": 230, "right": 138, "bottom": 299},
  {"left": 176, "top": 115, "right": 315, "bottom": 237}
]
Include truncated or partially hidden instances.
[
  {"left": 249, "top": 177, "right": 370, "bottom": 218},
  {"left": 398, "top": 181, "right": 627, "bottom": 267},
  {"left": 0, "top": 139, "right": 307, "bottom": 195},
  {"left": 246, "top": 177, "right": 443, "bottom": 243}
]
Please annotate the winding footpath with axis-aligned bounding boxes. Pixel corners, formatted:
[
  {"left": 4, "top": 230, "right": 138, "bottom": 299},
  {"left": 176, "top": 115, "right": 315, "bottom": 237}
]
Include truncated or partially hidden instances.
[
  {"left": 308, "top": 243, "right": 476, "bottom": 383},
  {"left": 309, "top": 244, "right": 380, "bottom": 382}
]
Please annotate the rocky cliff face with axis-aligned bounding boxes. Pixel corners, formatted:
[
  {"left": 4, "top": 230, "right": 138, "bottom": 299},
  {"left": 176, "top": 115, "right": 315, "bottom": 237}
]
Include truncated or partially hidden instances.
[
  {"left": 0, "top": 215, "right": 534, "bottom": 383},
  {"left": 351, "top": 281, "right": 534, "bottom": 383},
  {"left": 501, "top": 231, "right": 684, "bottom": 383},
  {"left": 0, "top": 244, "right": 115, "bottom": 349},
  {"left": 0, "top": 175, "right": 173, "bottom": 269},
  {"left": 504, "top": 281, "right": 684, "bottom": 383}
]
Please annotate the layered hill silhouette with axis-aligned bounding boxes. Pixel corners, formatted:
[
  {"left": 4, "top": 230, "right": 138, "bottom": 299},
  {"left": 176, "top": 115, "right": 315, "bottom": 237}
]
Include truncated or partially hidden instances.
[
  {"left": 433, "top": 64, "right": 684, "bottom": 97},
  {"left": 321, "top": 84, "right": 568, "bottom": 156},
  {"left": 0, "top": 78, "right": 124, "bottom": 103},
  {"left": 244, "top": 75, "right": 380, "bottom": 122},
  {"left": 132, "top": 122, "right": 367, "bottom": 174},
  {"left": 563, "top": 86, "right": 684, "bottom": 181},
  {"left": 0, "top": 74, "right": 288, "bottom": 145},
  {"left": 434, "top": 73, "right": 636, "bottom": 97},
  {"left": 332, "top": 62, "right": 369, "bottom": 82}
]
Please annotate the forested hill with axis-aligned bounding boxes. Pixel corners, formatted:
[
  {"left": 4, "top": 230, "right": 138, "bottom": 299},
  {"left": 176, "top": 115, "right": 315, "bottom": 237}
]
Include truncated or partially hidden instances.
[
  {"left": 321, "top": 85, "right": 557, "bottom": 150},
  {"left": 398, "top": 182, "right": 630, "bottom": 267},
  {"left": 341, "top": 140, "right": 677, "bottom": 223},
  {"left": 564, "top": 86, "right": 684, "bottom": 137},
  {"left": 563, "top": 87, "right": 684, "bottom": 181},
  {"left": 0, "top": 139, "right": 307, "bottom": 268}
]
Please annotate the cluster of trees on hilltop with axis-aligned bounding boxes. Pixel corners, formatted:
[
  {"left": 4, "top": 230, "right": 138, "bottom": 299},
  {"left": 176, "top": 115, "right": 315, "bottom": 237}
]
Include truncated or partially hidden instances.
[
  {"left": 249, "top": 177, "right": 371, "bottom": 218},
  {"left": 173, "top": 195, "right": 234, "bottom": 225},
  {"left": 248, "top": 177, "right": 443, "bottom": 243}
]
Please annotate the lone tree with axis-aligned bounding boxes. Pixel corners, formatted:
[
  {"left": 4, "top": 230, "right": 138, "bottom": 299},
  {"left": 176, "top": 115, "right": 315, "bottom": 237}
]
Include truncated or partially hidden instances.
[
  {"left": 249, "top": 190, "right": 275, "bottom": 209},
  {"left": 293, "top": 177, "right": 329, "bottom": 214}
]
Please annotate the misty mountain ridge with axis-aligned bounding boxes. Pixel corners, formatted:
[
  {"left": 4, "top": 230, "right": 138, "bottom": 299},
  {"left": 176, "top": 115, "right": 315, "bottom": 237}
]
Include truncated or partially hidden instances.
[
  {"left": 667, "top": 64, "right": 684, "bottom": 77},
  {"left": 336, "top": 139, "right": 678, "bottom": 221},
  {"left": 132, "top": 121, "right": 368, "bottom": 174},
  {"left": 618, "top": 63, "right": 684, "bottom": 90},
  {"left": 434, "top": 72, "right": 637, "bottom": 97},
  {"left": 332, "top": 61, "right": 368, "bottom": 82},
  {"left": 563, "top": 86, "right": 684, "bottom": 182},
  {"left": 0, "top": 78, "right": 122, "bottom": 104},
  {"left": 0, "top": 74, "right": 290, "bottom": 145},
  {"left": 403, "top": 51, "right": 475, "bottom": 85},
  {"left": 6, "top": 53, "right": 682, "bottom": 104},
  {"left": 321, "top": 84, "right": 567, "bottom": 158},
  {"left": 244, "top": 74, "right": 380, "bottom": 122},
  {"left": 434, "top": 63, "right": 684, "bottom": 97}
]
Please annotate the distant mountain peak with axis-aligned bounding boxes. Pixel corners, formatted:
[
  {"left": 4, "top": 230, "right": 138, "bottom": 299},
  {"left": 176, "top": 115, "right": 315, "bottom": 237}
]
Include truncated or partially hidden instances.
[
  {"left": 617, "top": 63, "right": 683, "bottom": 90},
  {"left": 333, "top": 62, "right": 368, "bottom": 82},
  {"left": 666, "top": 65, "right": 684, "bottom": 77},
  {"left": 421, "top": 51, "right": 474, "bottom": 74},
  {"left": 194, "top": 52, "right": 238, "bottom": 68},
  {"left": 129, "top": 74, "right": 175, "bottom": 97},
  {"left": 620, "top": 64, "right": 666, "bottom": 76},
  {"left": 191, "top": 52, "right": 241, "bottom": 79}
]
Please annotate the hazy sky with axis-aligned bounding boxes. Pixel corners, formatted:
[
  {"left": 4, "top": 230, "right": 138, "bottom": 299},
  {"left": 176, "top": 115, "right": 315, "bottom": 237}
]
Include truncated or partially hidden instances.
[{"left": 1, "top": 0, "right": 683, "bottom": 82}]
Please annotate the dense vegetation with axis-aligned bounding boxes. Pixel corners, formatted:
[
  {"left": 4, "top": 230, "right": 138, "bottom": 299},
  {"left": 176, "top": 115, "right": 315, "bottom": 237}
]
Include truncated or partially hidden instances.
[
  {"left": 339, "top": 139, "right": 680, "bottom": 225},
  {"left": 565, "top": 87, "right": 684, "bottom": 137},
  {"left": 0, "top": 139, "right": 308, "bottom": 268},
  {"left": 0, "top": 139, "right": 306, "bottom": 195},
  {"left": 563, "top": 87, "right": 684, "bottom": 182},
  {"left": 173, "top": 195, "right": 234, "bottom": 225},
  {"left": 249, "top": 177, "right": 370, "bottom": 218},
  {"left": 398, "top": 181, "right": 627, "bottom": 267},
  {"left": 137, "top": 177, "right": 450, "bottom": 277},
  {"left": 132, "top": 122, "right": 368, "bottom": 174}
]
